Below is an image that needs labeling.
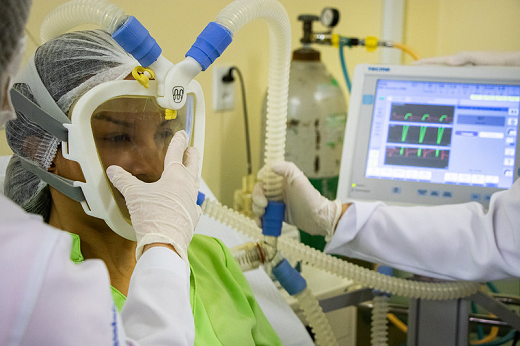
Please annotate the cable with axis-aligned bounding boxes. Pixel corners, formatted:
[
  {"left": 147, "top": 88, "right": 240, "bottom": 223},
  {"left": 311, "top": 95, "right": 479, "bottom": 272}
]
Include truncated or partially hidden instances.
[
  {"left": 338, "top": 40, "right": 352, "bottom": 93},
  {"left": 471, "top": 322, "right": 499, "bottom": 345},
  {"left": 223, "top": 66, "right": 252, "bottom": 175},
  {"left": 474, "top": 330, "right": 516, "bottom": 346},
  {"left": 472, "top": 301, "right": 486, "bottom": 340},
  {"left": 486, "top": 282, "right": 499, "bottom": 294},
  {"left": 511, "top": 330, "right": 520, "bottom": 346},
  {"left": 470, "top": 283, "right": 505, "bottom": 345}
]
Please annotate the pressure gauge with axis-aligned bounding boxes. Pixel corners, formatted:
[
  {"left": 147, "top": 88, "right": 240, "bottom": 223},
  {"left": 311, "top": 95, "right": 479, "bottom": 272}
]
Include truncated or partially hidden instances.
[{"left": 320, "top": 7, "right": 339, "bottom": 28}]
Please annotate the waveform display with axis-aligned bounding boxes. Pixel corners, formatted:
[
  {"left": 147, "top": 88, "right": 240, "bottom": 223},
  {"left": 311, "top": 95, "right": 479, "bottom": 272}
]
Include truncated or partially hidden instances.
[
  {"left": 387, "top": 125, "right": 452, "bottom": 146},
  {"left": 390, "top": 103, "right": 454, "bottom": 124},
  {"left": 385, "top": 146, "right": 450, "bottom": 169}
]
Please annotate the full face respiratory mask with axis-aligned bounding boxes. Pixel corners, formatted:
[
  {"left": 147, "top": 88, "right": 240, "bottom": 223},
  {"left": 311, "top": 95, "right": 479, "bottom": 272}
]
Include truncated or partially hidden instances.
[{"left": 10, "top": 3, "right": 230, "bottom": 240}]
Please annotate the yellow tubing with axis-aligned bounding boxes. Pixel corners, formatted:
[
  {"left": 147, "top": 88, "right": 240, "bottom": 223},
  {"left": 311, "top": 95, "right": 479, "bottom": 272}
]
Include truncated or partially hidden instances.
[
  {"left": 393, "top": 42, "right": 420, "bottom": 61},
  {"left": 470, "top": 313, "right": 499, "bottom": 345},
  {"left": 387, "top": 313, "right": 408, "bottom": 334}
]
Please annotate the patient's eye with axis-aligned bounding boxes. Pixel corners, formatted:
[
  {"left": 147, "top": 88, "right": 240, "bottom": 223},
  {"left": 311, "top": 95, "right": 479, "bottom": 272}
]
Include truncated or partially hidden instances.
[
  {"left": 105, "top": 133, "right": 131, "bottom": 143},
  {"left": 156, "top": 128, "right": 174, "bottom": 140}
]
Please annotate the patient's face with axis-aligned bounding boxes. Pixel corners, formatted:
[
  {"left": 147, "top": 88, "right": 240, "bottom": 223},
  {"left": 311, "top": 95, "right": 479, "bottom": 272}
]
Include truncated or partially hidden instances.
[{"left": 91, "top": 96, "right": 185, "bottom": 219}]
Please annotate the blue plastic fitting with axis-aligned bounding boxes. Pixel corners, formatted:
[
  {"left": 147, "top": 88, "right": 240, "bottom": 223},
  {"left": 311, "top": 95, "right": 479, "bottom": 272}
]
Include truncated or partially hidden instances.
[
  {"left": 186, "top": 22, "right": 233, "bottom": 71},
  {"left": 112, "top": 16, "right": 162, "bottom": 67},
  {"left": 272, "top": 259, "right": 307, "bottom": 296},
  {"left": 196, "top": 191, "right": 205, "bottom": 206},
  {"left": 262, "top": 201, "right": 285, "bottom": 237},
  {"left": 373, "top": 265, "right": 393, "bottom": 297}
]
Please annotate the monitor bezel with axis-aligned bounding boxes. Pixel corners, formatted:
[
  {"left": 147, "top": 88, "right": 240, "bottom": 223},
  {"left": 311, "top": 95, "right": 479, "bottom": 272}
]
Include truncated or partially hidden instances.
[{"left": 337, "top": 64, "right": 520, "bottom": 208}]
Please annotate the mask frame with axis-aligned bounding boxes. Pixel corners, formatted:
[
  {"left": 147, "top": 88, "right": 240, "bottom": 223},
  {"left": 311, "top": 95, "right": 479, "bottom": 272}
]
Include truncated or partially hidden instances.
[{"left": 65, "top": 78, "right": 205, "bottom": 240}]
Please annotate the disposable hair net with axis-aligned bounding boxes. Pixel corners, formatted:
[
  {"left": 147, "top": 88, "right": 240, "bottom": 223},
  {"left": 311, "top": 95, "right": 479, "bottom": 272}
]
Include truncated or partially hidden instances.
[
  {"left": 0, "top": 0, "right": 31, "bottom": 76},
  {"left": 4, "top": 29, "right": 137, "bottom": 218},
  {"left": 0, "top": 0, "right": 32, "bottom": 109}
]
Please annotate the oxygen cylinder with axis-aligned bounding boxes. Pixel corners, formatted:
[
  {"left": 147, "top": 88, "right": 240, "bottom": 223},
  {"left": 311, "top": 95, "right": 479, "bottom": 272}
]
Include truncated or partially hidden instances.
[{"left": 260, "top": 44, "right": 347, "bottom": 251}]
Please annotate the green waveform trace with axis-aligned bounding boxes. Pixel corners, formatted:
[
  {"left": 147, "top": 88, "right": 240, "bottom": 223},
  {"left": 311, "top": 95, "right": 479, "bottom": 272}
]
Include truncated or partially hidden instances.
[
  {"left": 401, "top": 125, "right": 409, "bottom": 142},
  {"left": 419, "top": 126, "right": 427, "bottom": 143},
  {"left": 437, "top": 127, "right": 445, "bottom": 144}
]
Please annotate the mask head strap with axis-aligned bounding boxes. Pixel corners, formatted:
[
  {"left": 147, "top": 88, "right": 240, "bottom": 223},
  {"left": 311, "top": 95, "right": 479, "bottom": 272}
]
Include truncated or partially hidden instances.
[{"left": 18, "top": 156, "right": 85, "bottom": 202}]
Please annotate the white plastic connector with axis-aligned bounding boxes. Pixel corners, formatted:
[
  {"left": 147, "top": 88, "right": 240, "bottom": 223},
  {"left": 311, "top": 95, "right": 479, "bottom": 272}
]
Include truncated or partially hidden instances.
[{"left": 212, "top": 64, "right": 235, "bottom": 111}]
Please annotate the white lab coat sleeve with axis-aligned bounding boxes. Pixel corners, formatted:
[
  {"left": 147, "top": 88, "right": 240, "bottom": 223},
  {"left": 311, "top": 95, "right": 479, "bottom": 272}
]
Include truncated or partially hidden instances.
[
  {"left": 325, "top": 178, "right": 520, "bottom": 281},
  {"left": 121, "top": 247, "right": 194, "bottom": 345},
  {"left": 19, "top": 231, "right": 193, "bottom": 346},
  {"left": 0, "top": 194, "right": 193, "bottom": 346}
]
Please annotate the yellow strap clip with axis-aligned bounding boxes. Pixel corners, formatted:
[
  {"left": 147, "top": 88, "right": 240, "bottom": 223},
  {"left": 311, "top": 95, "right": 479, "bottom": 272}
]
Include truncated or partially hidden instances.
[
  {"left": 165, "top": 109, "right": 177, "bottom": 120},
  {"left": 132, "top": 66, "right": 156, "bottom": 89}
]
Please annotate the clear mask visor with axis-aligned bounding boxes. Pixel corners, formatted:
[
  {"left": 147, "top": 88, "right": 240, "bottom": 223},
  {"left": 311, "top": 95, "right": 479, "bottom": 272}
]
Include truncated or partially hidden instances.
[{"left": 91, "top": 94, "right": 195, "bottom": 222}]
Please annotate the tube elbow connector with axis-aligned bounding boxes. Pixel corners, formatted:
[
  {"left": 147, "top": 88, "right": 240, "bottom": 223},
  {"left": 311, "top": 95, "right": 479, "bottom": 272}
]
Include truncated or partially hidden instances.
[{"left": 186, "top": 22, "right": 233, "bottom": 71}]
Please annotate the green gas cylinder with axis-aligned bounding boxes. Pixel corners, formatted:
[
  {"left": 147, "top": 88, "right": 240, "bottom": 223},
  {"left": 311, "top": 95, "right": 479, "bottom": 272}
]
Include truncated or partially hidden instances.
[{"left": 260, "top": 45, "right": 347, "bottom": 251}]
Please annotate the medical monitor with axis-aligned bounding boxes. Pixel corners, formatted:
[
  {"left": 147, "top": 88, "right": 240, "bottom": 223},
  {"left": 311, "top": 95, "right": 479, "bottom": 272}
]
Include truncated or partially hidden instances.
[{"left": 337, "top": 64, "right": 520, "bottom": 207}]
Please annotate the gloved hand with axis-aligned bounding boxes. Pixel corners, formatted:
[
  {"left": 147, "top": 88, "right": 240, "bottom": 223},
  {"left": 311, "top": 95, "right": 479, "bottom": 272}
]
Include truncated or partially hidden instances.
[
  {"left": 415, "top": 51, "right": 520, "bottom": 67},
  {"left": 252, "top": 161, "right": 343, "bottom": 240},
  {"left": 106, "top": 130, "right": 201, "bottom": 262}
]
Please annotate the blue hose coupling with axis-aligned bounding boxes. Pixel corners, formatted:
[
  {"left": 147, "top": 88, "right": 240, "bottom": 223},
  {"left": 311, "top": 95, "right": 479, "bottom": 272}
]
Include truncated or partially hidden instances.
[
  {"left": 373, "top": 265, "right": 393, "bottom": 297},
  {"left": 272, "top": 259, "right": 307, "bottom": 296},
  {"left": 112, "top": 16, "right": 162, "bottom": 67},
  {"left": 186, "top": 22, "right": 233, "bottom": 71},
  {"left": 196, "top": 191, "right": 205, "bottom": 206},
  {"left": 262, "top": 201, "right": 285, "bottom": 237}
]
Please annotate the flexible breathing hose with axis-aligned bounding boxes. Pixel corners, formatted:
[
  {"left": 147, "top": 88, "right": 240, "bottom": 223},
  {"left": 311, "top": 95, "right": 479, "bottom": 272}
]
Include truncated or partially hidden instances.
[
  {"left": 371, "top": 295, "right": 390, "bottom": 346},
  {"left": 202, "top": 198, "right": 480, "bottom": 300},
  {"left": 213, "top": 3, "right": 339, "bottom": 343},
  {"left": 40, "top": 0, "right": 127, "bottom": 42},
  {"left": 297, "top": 288, "right": 338, "bottom": 346},
  {"left": 214, "top": 0, "right": 290, "bottom": 201}
]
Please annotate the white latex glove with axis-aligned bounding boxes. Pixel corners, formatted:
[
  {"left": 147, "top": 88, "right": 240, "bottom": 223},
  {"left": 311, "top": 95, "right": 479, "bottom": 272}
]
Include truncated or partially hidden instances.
[
  {"left": 106, "top": 130, "right": 201, "bottom": 262},
  {"left": 252, "top": 161, "right": 343, "bottom": 240},
  {"left": 415, "top": 51, "right": 520, "bottom": 67}
]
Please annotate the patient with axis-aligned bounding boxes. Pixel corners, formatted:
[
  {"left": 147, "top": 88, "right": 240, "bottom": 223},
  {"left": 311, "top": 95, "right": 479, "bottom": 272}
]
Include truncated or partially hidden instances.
[{"left": 5, "top": 29, "right": 281, "bottom": 345}]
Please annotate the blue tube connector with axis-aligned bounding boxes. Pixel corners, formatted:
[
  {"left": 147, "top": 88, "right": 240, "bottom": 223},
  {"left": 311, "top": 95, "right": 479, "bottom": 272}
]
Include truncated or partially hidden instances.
[
  {"left": 186, "top": 22, "right": 233, "bottom": 71},
  {"left": 196, "top": 191, "right": 205, "bottom": 206},
  {"left": 112, "top": 16, "right": 162, "bottom": 67},
  {"left": 373, "top": 265, "right": 393, "bottom": 297},
  {"left": 262, "top": 201, "right": 285, "bottom": 237},
  {"left": 272, "top": 259, "right": 307, "bottom": 296}
]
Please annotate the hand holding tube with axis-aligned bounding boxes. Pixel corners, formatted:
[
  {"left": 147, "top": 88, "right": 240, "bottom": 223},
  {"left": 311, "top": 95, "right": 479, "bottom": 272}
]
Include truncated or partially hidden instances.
[
  {"left": 252, "top": 161, "right": 343, "bottom": 240},
  {"left": 106, "top": 130, "right": 201, "bottom": 262},
  {"left": 415, "top": 51, "right": 520, "bottom": 67}
]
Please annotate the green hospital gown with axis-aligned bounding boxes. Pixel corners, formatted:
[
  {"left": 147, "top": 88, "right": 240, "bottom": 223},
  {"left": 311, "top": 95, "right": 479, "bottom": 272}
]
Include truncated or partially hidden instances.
[{"left": 70, "top": 233, "right": 282, "bottom": 345}]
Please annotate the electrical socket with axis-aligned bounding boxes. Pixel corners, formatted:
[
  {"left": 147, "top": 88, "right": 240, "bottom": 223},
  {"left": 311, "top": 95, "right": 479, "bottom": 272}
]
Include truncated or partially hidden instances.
[{"left": 213, "top": 64, "right": 235, "bottom": 111}]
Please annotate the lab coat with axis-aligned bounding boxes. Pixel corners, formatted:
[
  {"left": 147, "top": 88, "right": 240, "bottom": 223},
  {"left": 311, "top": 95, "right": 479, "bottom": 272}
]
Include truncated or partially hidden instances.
[
  {"left": 326, "top": 178, "right": 520, "bottom": 282},
  {"left": 0, "top": 195, "right": 194, "bottom": 346}
]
